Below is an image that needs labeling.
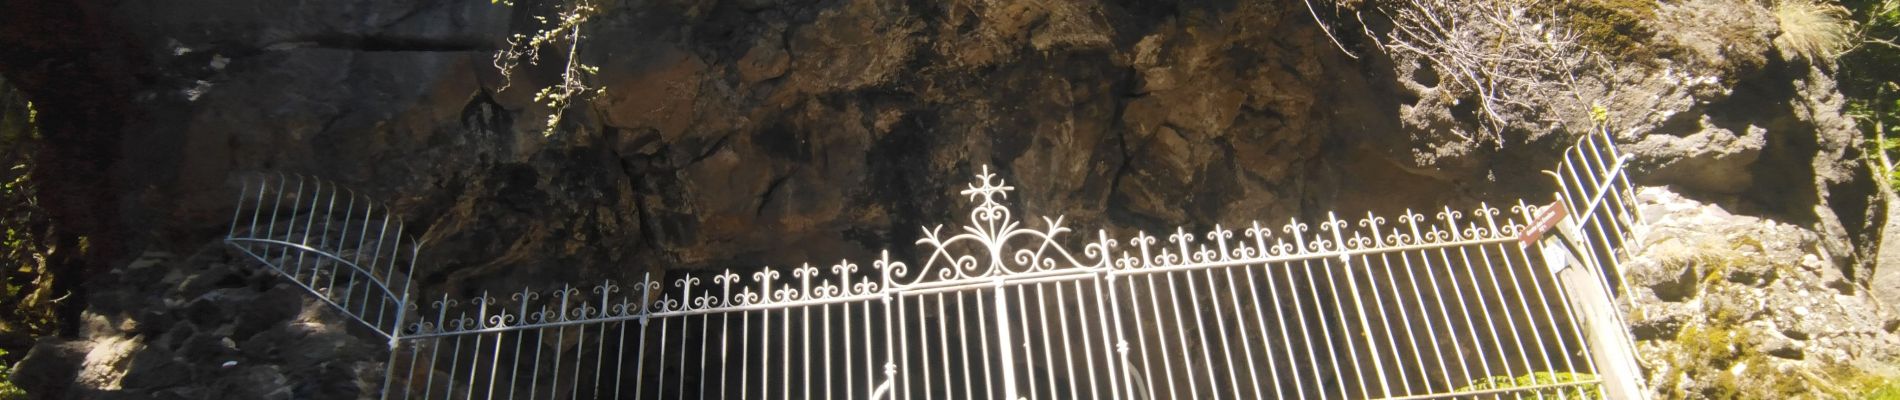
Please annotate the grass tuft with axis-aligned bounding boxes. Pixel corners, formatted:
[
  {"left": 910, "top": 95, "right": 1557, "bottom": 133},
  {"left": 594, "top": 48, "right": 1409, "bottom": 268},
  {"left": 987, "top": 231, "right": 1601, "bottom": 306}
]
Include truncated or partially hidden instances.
[{"left": 1774, "top": 0, "right": 1858, "bottom": 61}]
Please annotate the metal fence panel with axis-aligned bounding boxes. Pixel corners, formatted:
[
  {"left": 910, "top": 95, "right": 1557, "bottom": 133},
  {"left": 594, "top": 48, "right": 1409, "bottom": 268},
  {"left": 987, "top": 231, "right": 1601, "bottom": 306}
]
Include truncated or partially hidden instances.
[{"left": 226, "top": 129, "right": 1646, "bottom": 399}]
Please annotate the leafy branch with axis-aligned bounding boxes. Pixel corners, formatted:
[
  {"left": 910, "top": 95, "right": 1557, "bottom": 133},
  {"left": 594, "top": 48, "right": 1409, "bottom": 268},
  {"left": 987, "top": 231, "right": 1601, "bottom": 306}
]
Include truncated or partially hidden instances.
[{"left": 491, "top": 0, "right": 604, "bottom": 137}]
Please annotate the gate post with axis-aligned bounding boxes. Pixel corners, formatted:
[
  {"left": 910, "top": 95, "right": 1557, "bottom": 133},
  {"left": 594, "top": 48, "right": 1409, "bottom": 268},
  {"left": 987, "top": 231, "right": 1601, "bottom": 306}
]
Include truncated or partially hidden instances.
[{"left": 1541, "top": 230, "right": 1648, "bottom": 400}]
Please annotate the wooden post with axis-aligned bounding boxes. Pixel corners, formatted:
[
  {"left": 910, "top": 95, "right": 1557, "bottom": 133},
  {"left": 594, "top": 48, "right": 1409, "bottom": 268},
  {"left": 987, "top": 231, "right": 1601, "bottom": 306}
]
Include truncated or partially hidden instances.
[{"left": 1542, "top": 228, "right": 1648, "bottom": 400}]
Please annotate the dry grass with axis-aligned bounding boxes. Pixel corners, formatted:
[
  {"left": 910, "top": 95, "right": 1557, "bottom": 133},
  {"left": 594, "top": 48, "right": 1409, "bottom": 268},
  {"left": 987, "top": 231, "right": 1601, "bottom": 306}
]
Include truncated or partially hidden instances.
[{"left": 1773, "top": 0, "right": 1857, "bottom": 62}]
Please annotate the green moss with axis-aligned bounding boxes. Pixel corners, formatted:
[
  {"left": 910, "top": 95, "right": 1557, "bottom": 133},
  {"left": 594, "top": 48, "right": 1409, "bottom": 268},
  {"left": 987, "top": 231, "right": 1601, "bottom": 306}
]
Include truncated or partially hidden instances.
[
  {"left": 1865, "top": 378, "right": 1900, "bottom": 400},
  {"left": 1457, "top": 371, "right": 1603, "bottom": 399},
  {"left": 1666, "top": 325, "right": 1760, "bottom": 398},
  {"left": 1545, "top": 0, "right": 1666, "bottom": 63}
]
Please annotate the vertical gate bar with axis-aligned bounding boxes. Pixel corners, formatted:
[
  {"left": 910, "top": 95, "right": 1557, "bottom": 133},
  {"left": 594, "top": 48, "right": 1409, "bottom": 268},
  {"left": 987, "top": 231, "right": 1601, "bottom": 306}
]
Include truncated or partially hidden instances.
[
  {"left": 973, "top": 289, "right": 997, "bottom": 398},
  {"left": 1051, "top": 281, "right": 1080, "bottom": 398},
  {"left": 1447, "top": 213, "right": 1521, "bottom": 385},
  {"left": 358, "top": 214, "right": 391, "bottom": 318},
  {"left": 1270, "top": 265, "right": 1303, "bottom": 399},
  {"left": 1490, "top": 241, "right": 1565, "bottom": 386},
  {"left": 1031, "top": 282, "right": 1060, "bottom": 398},
  {"left": 528, "top": 313, "right": 545, "bottom": 399},
  {"left": 383, "top": 225, "right": 408, "bottom": 332},
  {"left": 319, "top": 192, "right": 350, "bottom": 293},
  {"left": 1195, "top": 265, "right": 1243, "bottom": 397},
  {"left": 1328, "top": 213, "right": 1391, "bottom": 399},
  {"left": 1594, "top": 168, "right": 1644, "bottom": 311},
  {"left": 740, "top": 307, "right": 752, "bottom": 400},
  {"left": 803, "top": 302, "right": 813, "bottom": 400},
  {"left": 344, "top": 192, "right": 361, "bottom": 307},
  {"left": 228, "top": 175, "right": 249, "bottom": 238},
  {"left": 1086, "top": 278, "right": 1117, "bottom": 400},
  {"left": 1214, "top": 264, "right": 1264, "bottom": 398},
  {"left": 1295, "top": 257, "right": 1347, "bottom": 399},
  {"left": 597, "top": 299, "right": 611, "bottom": 399},
  {"left": 1136, "top": 272, "right": 1177, "bottom": 400},
  {"left": 277, "top": 175, "right": 302, "bottom": 272},
  {"left": 1269, "top": 261, "right": 1314, "bottom": 398},
  {"left": 551, "top": 290, "right": 570, "bottom": 400},
  {"left": 374, "top": 222, "right": 404, "bottom": 332},
  {"left": 759, "top": 272, "right": 775, "bottom": 400},
  {"left": 695, "top": 309, "right": 710, "bottom": 400},
  {"left": 697, "top": 310, "right": 710, "bottom": 400},
  {"left": 1029, "top": 284, "right": 1046, "bottom": 399},
  {"left": 614, "top": 319, "right": 628, "bottom": 400},
  {"left": 891, "top": 294, "right": 908, "bottom": 400},
  {"left": 1072, "top": 279, "right": 1106, "bottom": 400},
  {"left": 398, "top": 240, "right": 419, "bottom": 342},
  {"left": 572, "top": 315, "right": 588, "bottom": 400},
  {"left": 780, "top": 303, "right": 790, "bottom": 400},
  {"left": 422, "top": 334, "right": 442, "bottom": 400},
  {"left": 320, "top": 190, "right": 348, "bottom": 289},
  {"left": 1433, "top": 240, "right": 1499, "bottom": 385},
  {"left": 1162, "top": 269, "right": 1208, "bottom": 399},
  {"left": 993, "top": 280, "right": 1020, "bottom": 400},
  {"left": 951, "top": 290, "right": 977, "bottom": 398},
  {"left": 824, "top": 301, "right": 835, "bottom": 400},
  {"left": 307, "top": 180, "right": 335, "bottom": 280},
  {"left": 1586, "top": 136, "right": 1638, "bottom": 243},
  {"left": 505, "top": 291, "right": 527, "bottom": 399},
  {"left": 1471, "top": 236, "right": 1541, "bottom": 389},
  {"left": 1094, "top": 267, "right": 1132, "bottom": 400},
  {"left": 930, "top": 293, "right": 949, "bottom": 400},
  {"left": 250, "top": 173, "right": 270, "bottom": 252},
  {"left": 1012, "top": 284, "right": 1039, "bottom": 398},
  {"left": 1598, "top": 128, "right": 1646, "bottom": 225},
  {"left": 381, "top": 339, "right": 403, "bottom": 400},
  {"left": 657, "top": 312, "right": 672, "bottom": 399},
  {"left": 366, "top": 215, "right": 391, "bottom": 330},
  {"left": 1284, "top": 261, "right": 1330, "bottom": 398},
  {"left": 457, "top": 321, "right": 476, "bottom": 400},
  {"left": 246, "top": 174, "right": 268, "bottom": 245},
  {"left": 1399, "top": 246, "right": 1459, "bottom": 391},
  {"left": 272, "top": 176, "right": 298, "bottom": 274},
  {"left": 845, "top": 296, "right": 856, "bottom": 400},
  {"left": 290, "top": 179, "right": 317, "bottom": 278},
  {"left": 1361, "top": 250, "right": 1416, "bottom": 397},
  {"left": 861, "top": 300, "right": 875, "bottom": 398},
  {"left": 1317, "top": 257, "right": 1370, "bottom": 398},
  {"left": 472, "top": 300, "right": 490, "bottom": 400},
  {"left": 1242, "top": 261, "right": 1289, "bottom": 399},
  {"left": 715, "top": 276, "right": 731, "bottom": 400},
  {"left": 351, "top": 198, "right": 375, "bottom": 285},
  {"left": 636, "top": 273, "right": 653, "bottom": 400},
  {"left": 1558, "top": 149, "right": 1624, "bottom": 308}
]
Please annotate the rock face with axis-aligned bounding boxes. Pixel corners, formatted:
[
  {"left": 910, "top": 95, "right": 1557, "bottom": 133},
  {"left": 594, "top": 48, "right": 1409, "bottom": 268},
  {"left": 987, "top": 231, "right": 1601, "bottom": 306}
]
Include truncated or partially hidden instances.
[
  {"left": 10, "top": 249, "right": 384, "bottom": 399},
  {"left": 1624, "top": 187, "right": 1900, "bottom": 398},
  {"left": 4, "top": 0, "right": 1874, "bottom": 303},
  {"left": 2, "top": 0, "right": 1897, "bottom": 397}
]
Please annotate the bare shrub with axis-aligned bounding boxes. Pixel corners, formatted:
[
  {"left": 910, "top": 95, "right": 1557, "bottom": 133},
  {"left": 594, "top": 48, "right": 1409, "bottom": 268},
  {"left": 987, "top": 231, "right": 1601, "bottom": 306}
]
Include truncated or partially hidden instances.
[{"left": 1311, "top": 0, "right": 1611, "bottom": 143}]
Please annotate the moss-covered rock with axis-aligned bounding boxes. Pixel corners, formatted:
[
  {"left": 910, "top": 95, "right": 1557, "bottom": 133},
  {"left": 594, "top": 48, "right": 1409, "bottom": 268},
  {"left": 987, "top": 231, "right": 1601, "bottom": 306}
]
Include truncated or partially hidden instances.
[{"left": 1628, "top": 187, "right": 1900, "bottom": 399}]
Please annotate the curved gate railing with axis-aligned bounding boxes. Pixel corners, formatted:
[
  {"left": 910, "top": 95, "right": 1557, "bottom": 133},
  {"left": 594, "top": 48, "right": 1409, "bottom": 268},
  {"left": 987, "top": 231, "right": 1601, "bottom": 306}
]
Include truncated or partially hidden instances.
[
  {"left": 225, "top": 129, "right": 1647, "bottom": 399},
  {"left": 226, "top": 173, "right": 420, "bottom": 344}
]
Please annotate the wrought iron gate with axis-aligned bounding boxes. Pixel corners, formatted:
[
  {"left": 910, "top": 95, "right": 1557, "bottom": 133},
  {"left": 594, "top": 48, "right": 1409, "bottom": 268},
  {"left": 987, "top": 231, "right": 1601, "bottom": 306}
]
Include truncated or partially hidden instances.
[{"left": 224, "top": 129, "right": 1648, "bottom": 399}]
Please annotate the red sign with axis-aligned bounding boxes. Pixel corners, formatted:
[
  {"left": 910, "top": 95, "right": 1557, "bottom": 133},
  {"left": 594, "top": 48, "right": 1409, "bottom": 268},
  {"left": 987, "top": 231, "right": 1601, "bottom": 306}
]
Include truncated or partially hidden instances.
[{"left": 1518, "top": 200, "right": 1567, "bottom": 246}]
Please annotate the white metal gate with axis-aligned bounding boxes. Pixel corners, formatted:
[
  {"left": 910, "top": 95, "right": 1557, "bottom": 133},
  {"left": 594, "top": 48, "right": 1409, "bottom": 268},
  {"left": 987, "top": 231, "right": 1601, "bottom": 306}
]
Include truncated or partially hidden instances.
[{"left": 224, "top": 129, "right": 1647, "bottom": 399}]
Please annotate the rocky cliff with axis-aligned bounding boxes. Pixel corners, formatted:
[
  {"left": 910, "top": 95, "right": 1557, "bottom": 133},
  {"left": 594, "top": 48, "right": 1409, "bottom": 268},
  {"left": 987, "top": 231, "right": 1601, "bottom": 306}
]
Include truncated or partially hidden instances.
[{"left": 3, "top": 0, "right": 1897, "bottom": 398}]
